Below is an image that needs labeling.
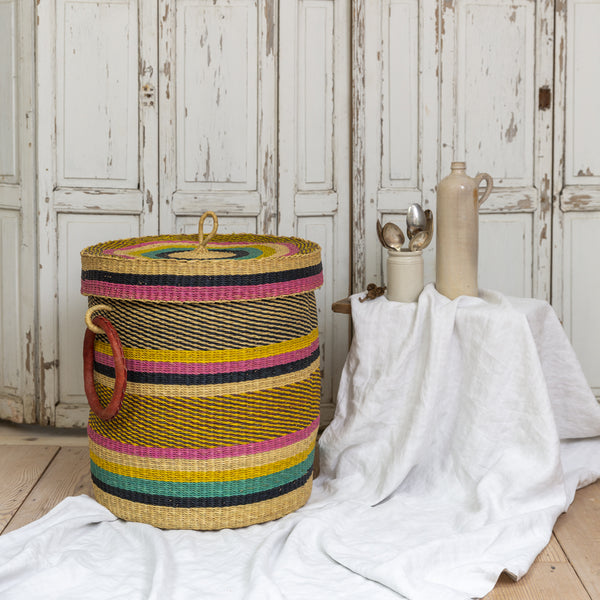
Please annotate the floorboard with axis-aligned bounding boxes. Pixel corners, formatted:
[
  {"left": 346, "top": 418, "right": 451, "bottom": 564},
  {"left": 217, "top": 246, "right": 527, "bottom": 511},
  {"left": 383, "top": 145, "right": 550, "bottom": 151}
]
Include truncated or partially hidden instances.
[
  {"left": 0, "top": 421, "right": 87, "bottom": 447},
  {"left": 554, "top": 480, "right": 600, "bottom": 599},
  {"left": 0, "top": 445, "right": 58, "bottom": 534},
  {"left": 0, "top": 443, "right": 599, "bottom": 600},
  {"left": 484, "top": 534, "right": 591, "bottom": 599},
  {"left": 3, "top": 447, "right": 92, "bottom": 534}
]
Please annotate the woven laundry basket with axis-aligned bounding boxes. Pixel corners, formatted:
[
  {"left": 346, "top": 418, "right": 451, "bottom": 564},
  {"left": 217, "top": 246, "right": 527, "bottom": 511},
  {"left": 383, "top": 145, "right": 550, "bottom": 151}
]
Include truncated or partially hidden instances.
[{"left": 80, "top": 212, "right": 322, "bottom": 530}]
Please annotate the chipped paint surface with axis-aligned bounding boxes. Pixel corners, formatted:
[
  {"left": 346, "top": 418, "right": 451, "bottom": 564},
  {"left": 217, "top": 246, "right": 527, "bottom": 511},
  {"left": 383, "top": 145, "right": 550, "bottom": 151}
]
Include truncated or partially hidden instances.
[
  {"left": 17, "top": 0, "right": 600, "bottom": 427},
  {"left": 505, "top": 113, "right": 518, "bottom": 142},
  {"left": 352, "top": 0, "right": 366, "bottom": 293},
  {"left": 570, "top": 194, "right": 593, "bottom": 209},
  {"left": 25, "top": 330, "right": 32, "bottom": 374},
  {"left": 577, "top": 168, "right": 595, "bottom": 177},
  {"left": 437, "top": 0, "right": 555, "bottom": 301},
  {"left": 264, "top": 0, "right": 275, "bottom": 57},
  {"left": 32, "top": 0, "right": 160, "bottom": 426},
  {"left": 146, "top": 190, "right": 154, "bottom": 212}
]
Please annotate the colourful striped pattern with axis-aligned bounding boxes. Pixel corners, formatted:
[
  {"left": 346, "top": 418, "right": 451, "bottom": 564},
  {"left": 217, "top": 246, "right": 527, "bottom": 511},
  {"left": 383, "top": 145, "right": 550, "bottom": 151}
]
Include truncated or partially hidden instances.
[
  {"left": 92, "top": 479, "right": 314, "bottom": 530},
  {"left": 83, "top": 230, "right": 322, "bottom": 529},
  {"left": 81, "top": 233, "right": 323, "bottom": 303},
  {"left": 91, "top": 451, "right": 314, "bottom": 499},
  {"left": 86, "top": 293, "right": 318, "bottom": 351},
  {"left": 81, "top": 273, "right": 323, "bottom": 303},
  {"left": 88, "top": 416, "right": 319, "bottom": 460},
  {"left": 89, "top": 374, "right": 321, "bottom": 450},
  {"left": 88, "top": 412, "right": 318, "bottom": 528},
  {"left": 94, "top": 332, "right": 319, "bottom": 375}
]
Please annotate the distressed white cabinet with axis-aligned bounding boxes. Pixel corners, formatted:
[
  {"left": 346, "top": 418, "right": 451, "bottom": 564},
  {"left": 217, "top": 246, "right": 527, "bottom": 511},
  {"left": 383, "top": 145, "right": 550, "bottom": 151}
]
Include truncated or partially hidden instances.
[
  {"left": 354, "top": 0, "right": 553, "bottom": 300},
  {"left": 352, "top": 0, "right": 599, "bottom": 403},
  {"left": 33, "top": 0, "right": 351, "bottom": 427},
  {"left": 2, "top": 0, "right": 600, "bottom": 425},
  {"left": 354, "top": 0, "right": 439, "bottom": 290},
  {"left": 553, "top": 0, "right": 600, "bottom": 400},
  {"left": 279, "top": 0, "right": 351, "bottom": 421},
  {"left": 0, "top": 0, "right": 36, "bottom": 423},
  {"left": 37, "top": 0, "right": 159, "bottom": 426},
  {"left": 439, "top": 0, "right": 553, "bottom": 301}
]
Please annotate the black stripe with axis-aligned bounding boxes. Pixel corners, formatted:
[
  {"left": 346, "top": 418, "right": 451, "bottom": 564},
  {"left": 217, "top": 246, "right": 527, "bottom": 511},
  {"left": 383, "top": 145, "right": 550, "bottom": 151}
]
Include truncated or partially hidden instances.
[
  {"left": 91, "top": 468, "right": 312, "bottom": 508},
  {"left": 95, "top": 347, "right": 320, "bottom": 386},
  {"left": 82, "top": 263, "right": 322, "bottom": 288}
]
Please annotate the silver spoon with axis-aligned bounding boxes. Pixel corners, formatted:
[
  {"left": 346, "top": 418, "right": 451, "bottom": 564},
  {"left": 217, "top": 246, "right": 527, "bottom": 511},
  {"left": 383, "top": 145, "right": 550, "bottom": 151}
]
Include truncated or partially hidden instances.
[
  {"left": 409, "top": 210, "right": 434, "bottom": 251},
  {"left": 409, "top": 230, "right": 431, "bottom": 252},
  {"left": 406, "top": 204, "right": 427, "bottom": 239},
  {"left": 376, "top": 219, "right": 391, "bottom": 250},
  {"left": 382, "top": 222, "right": 405, "bottom": 251}
]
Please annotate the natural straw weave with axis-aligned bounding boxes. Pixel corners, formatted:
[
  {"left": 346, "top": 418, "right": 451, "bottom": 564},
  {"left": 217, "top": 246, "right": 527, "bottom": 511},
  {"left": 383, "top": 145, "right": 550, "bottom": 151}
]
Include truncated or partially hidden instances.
[
  {"left": 81, "top": 227, "right": 322, "bottom": 530},
  {"left": 81, "top": 233, "right": 322, "bottom": 303}
]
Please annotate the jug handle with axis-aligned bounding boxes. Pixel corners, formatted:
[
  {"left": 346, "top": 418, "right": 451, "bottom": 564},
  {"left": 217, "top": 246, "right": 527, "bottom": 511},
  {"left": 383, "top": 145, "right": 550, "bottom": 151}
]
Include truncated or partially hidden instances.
[{"left": 474, "top": 173, "right": 493, "bottom": 206}]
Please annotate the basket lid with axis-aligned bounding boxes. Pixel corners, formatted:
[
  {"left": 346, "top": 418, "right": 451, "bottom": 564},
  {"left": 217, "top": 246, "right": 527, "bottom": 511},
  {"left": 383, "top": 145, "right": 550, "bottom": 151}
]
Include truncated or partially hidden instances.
[{"left": 81, "top": 212, "right": 323, "bottom": 303}]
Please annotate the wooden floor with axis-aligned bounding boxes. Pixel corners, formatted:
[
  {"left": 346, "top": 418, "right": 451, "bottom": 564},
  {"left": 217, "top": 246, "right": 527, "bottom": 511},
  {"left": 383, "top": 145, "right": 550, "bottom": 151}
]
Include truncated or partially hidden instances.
[{"left": 0, "top": 422, "right": 599, "bottom": 599}]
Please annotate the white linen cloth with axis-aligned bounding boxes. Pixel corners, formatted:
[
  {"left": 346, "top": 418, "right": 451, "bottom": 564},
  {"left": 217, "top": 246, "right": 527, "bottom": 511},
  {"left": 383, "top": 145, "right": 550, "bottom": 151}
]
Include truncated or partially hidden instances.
[{"left": 2, "top": 284, "right": 600, "bottom": 600}]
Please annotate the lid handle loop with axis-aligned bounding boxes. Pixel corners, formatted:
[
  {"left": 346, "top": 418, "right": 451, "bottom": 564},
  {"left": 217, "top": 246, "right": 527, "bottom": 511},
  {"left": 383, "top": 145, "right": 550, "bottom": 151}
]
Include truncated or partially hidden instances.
[
  {"left": 197, "top": 211, "right": 218, "bottom": 252},
  {"left": 179, "top": 211, "right": 219, "bottom": 258}
]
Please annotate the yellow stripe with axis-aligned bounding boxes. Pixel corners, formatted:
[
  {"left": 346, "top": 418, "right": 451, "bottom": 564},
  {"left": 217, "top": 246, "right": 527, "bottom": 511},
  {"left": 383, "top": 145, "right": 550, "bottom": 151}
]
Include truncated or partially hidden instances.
[
  {"left": 95, "top": 328, "right": 319, "bottom": 363},
  {"left": 89, "top": 443, "right": 313, "bottom": 483},
  {"left": 88, "top": 370, "right": 321, "bottom": 449}
]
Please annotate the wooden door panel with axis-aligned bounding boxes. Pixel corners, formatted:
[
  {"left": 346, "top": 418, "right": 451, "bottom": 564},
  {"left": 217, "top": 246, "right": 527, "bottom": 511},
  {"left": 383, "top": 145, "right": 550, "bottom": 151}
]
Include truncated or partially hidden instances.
[
  {"left": 380, "top": 0, "right": 418, "bottom": 190},
  {"left": 564, "top": 0, "right": 600, "bottom": 187},
  {"left": 279, "top": 0, "right": 351, "bottom": 422},
  {"left": 452, "top": 0, "right": 536, "bottom": 189},
  {"left": 479, "top": 215, "right": 533, "bottom": 298},
  {"left": 0, "top": 0, "right": 35, "bottom": 423},
  {"left": 37, "top": 0, "right": 158, "bottom": 426},
  {"left": 176, "top": 1, "right": 258, "bottom": 191},
  {"left": 440, "top": 0, "right": 553, "bottom": 300},
  {"left": 160, "top": 0, "right": 276, "bottom": 234},
  {"left": 0, "top": 0, "right": 17, "bottom": 186},
  {"left": 56, "top": 0, "right": 139, "bottom": 188},
  {"left": 55, "top": 214, "right": 140, "bottom": 427},
  {"left": 295, "top": 0, "right": 335, "bottom": 193},
  {"left": 0, "top": 0, "right": 21, "bottom": 410},
  {"left": 557, "top": 213, "right": 600, "bottom": 396},
  {"left": 356, "top": 0, "right": 438, "bottom": 290},
  {"left": 0, "top": 211, "right": 21, "bottom": 395},
  {"left": 554, "top": 0, "right": 600, "bottom": 400}
]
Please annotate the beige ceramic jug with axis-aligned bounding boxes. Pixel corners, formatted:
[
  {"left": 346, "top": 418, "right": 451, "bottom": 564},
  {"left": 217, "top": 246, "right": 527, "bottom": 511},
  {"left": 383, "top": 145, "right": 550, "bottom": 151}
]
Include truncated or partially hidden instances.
[{"left": 435, "top": 162, "right": 493, "bottom": 299}]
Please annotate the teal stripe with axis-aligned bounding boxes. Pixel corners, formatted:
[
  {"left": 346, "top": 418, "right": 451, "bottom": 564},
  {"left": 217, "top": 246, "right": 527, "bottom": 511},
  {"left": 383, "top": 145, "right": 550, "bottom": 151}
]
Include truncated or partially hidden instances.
[{"left": 90, "top": 448, "right": 315, "bottom": 499}]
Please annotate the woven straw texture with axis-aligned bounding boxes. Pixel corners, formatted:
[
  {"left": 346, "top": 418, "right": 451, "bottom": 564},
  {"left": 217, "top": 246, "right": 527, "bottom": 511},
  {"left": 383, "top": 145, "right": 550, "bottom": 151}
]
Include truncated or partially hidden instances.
[
  {"left": 81, "top": 233, "right": 323, "bottom": 303},
  {"left": 84, "top": 240, "right": 322, "bottom": 530}
]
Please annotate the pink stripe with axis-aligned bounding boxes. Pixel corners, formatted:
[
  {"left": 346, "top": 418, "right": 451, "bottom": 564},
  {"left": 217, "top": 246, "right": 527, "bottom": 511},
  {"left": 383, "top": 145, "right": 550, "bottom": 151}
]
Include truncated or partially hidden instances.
[
  {"left": 87, "top": 417, "right": 319, "bottom": 460},
  {"left": 81, "top": 274, "right": 323, "bottom": 302},
  {"left": 95, "top": 338, "right": 320, "bottom": 375}
]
